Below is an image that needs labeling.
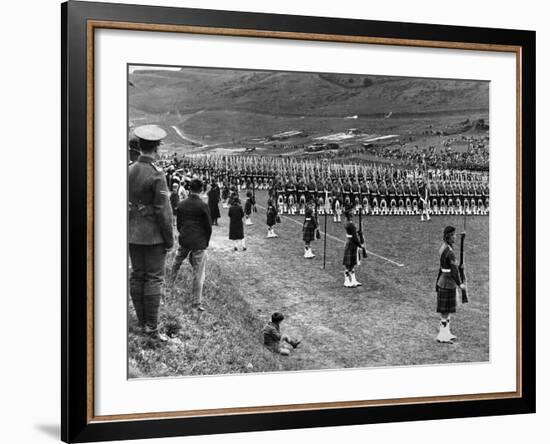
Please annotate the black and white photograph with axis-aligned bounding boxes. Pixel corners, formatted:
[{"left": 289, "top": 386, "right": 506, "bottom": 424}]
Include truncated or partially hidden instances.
[{"left": 127, "top": 64, "right": 490, "bottom": 378}]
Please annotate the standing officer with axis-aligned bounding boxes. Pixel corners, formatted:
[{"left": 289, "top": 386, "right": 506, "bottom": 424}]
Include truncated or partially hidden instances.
[{"left": 129, "top": 125, "right": 174, "bottom": 341}]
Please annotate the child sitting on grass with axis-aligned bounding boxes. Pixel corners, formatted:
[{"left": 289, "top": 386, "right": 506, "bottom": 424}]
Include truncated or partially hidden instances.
[{"left": 262, "top": 312, "right": 301, "bottom": 356}]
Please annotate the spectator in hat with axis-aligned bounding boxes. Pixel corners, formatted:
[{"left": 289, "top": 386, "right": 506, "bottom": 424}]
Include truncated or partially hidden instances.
[
  {"left": 228, "top": 197, "right": 246, "bottom": 251},
  {"left": 170, "top": 178, "right": 212, "bottom": 312},
  {"left": 262, "top": 312, "right": 301, "bottom": 356},
  {"left": 128, "top": 125, "right": 173, "bottom": 341}
]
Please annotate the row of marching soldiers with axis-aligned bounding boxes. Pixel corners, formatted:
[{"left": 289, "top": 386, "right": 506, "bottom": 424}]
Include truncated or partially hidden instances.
[
  {"left": 169, "top": 158, "right": 489, "bottom": 218},
  {"left": 267, "top": 177, "right": 488, "bottom": 219},
  {"left": 174, "top": 170, "right": 489, "bottom": 219}
]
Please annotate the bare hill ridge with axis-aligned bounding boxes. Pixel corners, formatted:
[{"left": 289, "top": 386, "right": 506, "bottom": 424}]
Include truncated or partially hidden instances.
[{"left": 129, "top": 67, "right": 489, "bottom": 118}]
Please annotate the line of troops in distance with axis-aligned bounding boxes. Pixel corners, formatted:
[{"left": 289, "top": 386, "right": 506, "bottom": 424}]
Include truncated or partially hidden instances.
[{"left": 166, "top": 161, "right": 490, "bottom": 217}]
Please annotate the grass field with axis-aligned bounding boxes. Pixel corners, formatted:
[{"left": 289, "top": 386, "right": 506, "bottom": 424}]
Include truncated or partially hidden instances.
[{"left": 128, "top": 190, "right": 489, "bottom": 379}]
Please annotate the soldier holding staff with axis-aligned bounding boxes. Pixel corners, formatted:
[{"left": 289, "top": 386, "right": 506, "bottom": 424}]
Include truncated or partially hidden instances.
[
  {"left": 435, "top": 226, "right": 467, "bottom": 343},
  {"left": 342, "top": 208, "right": 364, "bottom": 288},
  {"left": 302, "top": 205, "right": 318, "bottom": 258}
]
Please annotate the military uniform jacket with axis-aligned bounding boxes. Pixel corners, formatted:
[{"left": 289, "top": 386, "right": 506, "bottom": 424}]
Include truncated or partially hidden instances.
[
  {"left": 128, "top": 155, "right": 174, "bottom": 247},
  {"left": 436, "top": 243, "right": 462, "bottom": 290}
]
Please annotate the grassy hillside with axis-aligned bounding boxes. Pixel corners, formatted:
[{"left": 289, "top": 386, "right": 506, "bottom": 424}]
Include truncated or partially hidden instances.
[
  {"left": 129, "top": 67, "right": 489, "bottom": 117},
  {"left": 128, "top": 67, "right": 489, "bottom": 151}
]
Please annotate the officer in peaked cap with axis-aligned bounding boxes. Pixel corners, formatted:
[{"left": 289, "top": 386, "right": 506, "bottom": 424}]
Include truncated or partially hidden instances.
[{"left": 128, "top": 125, "right": 173, "bottom": 341}]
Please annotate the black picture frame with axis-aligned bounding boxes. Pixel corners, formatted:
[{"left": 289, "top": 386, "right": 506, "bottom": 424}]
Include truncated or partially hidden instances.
[{"left": 61, "top": 1, "right": 536, "bottom": 442}]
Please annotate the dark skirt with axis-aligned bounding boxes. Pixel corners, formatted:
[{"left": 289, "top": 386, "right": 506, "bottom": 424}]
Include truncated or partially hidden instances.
[
  {"left": 229, "top": 220, "right": 244, "bottom": 240},
  {"left": 228, "top": 205, "right": 244, "bottom": 239},
  {"left": 208, "top": 200, "right": 221, "bottom": 219},
  {"left": 437, "top": 288, "right": 457, "bottom": 313},
  {"left": 343, "top": 241, "right": 358, "bottom": 268}
]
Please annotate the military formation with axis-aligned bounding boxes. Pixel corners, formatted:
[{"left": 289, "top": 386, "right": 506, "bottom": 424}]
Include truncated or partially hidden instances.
[{"left": 162, "top": 154, "right": 490, "bottom": 219}]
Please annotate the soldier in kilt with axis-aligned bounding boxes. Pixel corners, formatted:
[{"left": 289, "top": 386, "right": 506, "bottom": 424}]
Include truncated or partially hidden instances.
[
  {"left": 244, "top": 190, "right": 254, "bottom": 226},
  {"left": 302, "top": 206, "right": 318, "bottom": 258},
  {"left": 266, "top": 199, "right": 279, "bottom": 238},
  {"left": 435, "top": 225, "right": 466, "bottom": 343},
  {"left": 342, "top": 208, "right": 363, "bottom": 287}
]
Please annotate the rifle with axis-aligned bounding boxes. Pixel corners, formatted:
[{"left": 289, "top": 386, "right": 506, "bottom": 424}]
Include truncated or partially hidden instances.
[
  {"left": 459, "top": 231, "right": 469, "bottom": 303},
  {"left": 357, "top": 204, "right": 367, "bottom": 259}
]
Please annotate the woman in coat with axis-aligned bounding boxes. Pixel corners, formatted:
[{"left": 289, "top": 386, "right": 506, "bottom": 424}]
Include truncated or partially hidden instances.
[
  {"left": 228, "top": 197, "right": 246, "bottom": 251},
  {"left": 207, "top": 180, "right": 221, "bottom": 226},
  {"left": 302, "top": 205, "right": 318, "bottom": 258}
]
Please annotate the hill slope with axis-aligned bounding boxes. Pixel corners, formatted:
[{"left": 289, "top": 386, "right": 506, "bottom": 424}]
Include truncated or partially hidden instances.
[{"left": 129, "top": 67, "right": 489, "bottom": 118}]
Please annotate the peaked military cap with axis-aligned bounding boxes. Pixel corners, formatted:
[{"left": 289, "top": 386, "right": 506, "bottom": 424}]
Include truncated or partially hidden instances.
[{"left": 134, "top": 124, "right": 167, "bottom": 141}]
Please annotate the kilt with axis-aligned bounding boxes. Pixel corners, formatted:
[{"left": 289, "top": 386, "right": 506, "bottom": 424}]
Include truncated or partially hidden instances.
[
  {"left": 302, "top": 222, "right": 316, "bottom": 243},
  {"left": 342, "top": 241, "right": 358, "bottom": 268},
  {"left": 437, "top": 287, "right": 457, "bottom": 313}
]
